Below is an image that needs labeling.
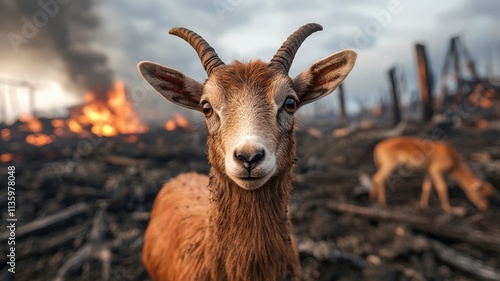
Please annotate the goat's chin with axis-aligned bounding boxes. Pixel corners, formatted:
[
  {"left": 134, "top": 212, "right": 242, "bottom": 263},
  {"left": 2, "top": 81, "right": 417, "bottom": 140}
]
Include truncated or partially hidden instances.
[
  {"left": 230, "top": 173, "right": 274, "bottom": 190},
  {"left": 225, "top": 154, "right": 277, "bottom": 190}
]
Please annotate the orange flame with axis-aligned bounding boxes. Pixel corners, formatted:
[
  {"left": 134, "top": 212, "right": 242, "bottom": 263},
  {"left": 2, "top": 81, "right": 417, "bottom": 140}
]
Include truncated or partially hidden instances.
[
  {"left": 70, "top": 81, "right": 148, "bottom": 137},
  {"left": 26, "top": 133, "right": 54, "bottom": 147},
  {"left": 52, "top": 119, "right": 66, "bottom": 136},
  {"left": 0, "top": 153, "right": 12, "bottom": 162},
  {"left": 173, "top": 112, "right": 190, "bottom": 129},
  {"left": 165, "top": 120, "right": 176, "bottom": 131},
  {"left": 19, "top": 114, "right": 43, "bottom": 133},
  {"left": 164, "top": 112, "right": 190, "bottom": 131},
  {"left": 54, "top": 128, "right": 64, "bottom": 136},
  {"left": 51, "top": 119, "right": 65, "bottom": 128},
  {"left": 1, "top": 128, "right": 11, "bottom": 141},
  {"left": 67, "top": 119, "right": 83, "bottom": 134}
]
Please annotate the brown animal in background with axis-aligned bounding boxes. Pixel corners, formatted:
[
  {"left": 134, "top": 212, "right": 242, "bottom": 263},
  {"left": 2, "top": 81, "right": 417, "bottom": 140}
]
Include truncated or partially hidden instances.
[
  {"left": 138, "top": 23, "right": 357, "bottom": 281},
  {"left": 371, "top": 137, "right": 495, "bottom": 213}
]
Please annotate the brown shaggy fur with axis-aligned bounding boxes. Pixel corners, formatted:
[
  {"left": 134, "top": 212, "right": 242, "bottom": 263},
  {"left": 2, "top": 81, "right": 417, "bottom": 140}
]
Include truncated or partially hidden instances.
[
  {"left": 139, "top": 39, "right": 356, "bottom": 280},
  {"left": 371, "top": 137, "right": 495, "bottom": 212},
  {"left": 143, "top": 62, "right": 301, "bottom": 281}
]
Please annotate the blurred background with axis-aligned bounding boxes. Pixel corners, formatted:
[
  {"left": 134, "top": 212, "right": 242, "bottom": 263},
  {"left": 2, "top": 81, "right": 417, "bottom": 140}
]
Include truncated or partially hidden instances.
[
  {"left": 0, "top": 0, "right": 499, "bottom": 124},
  {"left": 1, "top": 0, "right": 500, "bottom": 280}
]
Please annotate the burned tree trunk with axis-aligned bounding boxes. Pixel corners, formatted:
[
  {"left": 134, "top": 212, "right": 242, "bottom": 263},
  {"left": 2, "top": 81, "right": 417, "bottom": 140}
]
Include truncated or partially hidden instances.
[
  {"left": 338, "top": 83, "right": 347, "bottom": 124},
  {"left": 388, "top": 67, "right": 401, "bottom": 126},
  {"left": 325, "top": 202, "right": 500, "bottom": 254},
  {"left": 415, "top": 44, "right": 434, "bottom": 122},
  {"left": 431, "top": 240, "right": 500, "bottom": 281}
]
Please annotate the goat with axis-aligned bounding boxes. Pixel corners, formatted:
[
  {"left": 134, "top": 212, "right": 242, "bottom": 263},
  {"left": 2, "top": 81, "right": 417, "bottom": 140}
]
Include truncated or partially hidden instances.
[
  {"left": 371, "top": 137, "right": 495, "bottom": 213},
  {"left": 138, "top": 23, "right": 357, "bottom": 280}
]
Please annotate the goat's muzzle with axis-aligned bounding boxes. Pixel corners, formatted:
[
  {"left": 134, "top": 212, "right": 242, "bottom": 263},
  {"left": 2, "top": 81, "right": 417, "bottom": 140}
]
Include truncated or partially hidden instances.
[{"left": 225, "top": 138, "right": 276, "bottom": 190}]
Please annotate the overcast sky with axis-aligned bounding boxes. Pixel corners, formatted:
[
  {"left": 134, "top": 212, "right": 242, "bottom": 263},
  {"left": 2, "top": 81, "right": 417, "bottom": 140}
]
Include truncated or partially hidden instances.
[{"left": 0, "top": 0, "right": 499, "bottom": 123}]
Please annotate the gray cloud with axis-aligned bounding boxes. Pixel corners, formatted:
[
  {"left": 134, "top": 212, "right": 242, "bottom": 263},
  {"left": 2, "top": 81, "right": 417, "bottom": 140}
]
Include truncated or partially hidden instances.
[{"left": 85, "top": 0, "right": 500, "bottom": 117}]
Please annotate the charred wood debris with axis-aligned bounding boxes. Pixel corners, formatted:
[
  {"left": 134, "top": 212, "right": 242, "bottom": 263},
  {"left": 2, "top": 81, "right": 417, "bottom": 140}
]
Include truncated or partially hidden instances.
[{"left": 1, "top": 120, "right": 500, "bottom": 281}]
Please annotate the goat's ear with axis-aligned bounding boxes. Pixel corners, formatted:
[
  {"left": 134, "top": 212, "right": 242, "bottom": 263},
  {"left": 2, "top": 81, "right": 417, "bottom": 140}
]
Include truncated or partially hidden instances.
[
  {"left": 293, "top": 50, "right": 356, "bottom": 107},
  {"left": 138, "top": 61, "right": 204, "bottom": 112}
]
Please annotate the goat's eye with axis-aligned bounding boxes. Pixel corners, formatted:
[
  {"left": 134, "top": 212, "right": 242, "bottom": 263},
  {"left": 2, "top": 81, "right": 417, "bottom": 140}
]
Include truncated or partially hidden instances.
[
  {"left": 283, "top": 98, "right": 297, "bottom": 113},
  {"left": 202, "top": 102, "right": 213, "bottom": 117}
]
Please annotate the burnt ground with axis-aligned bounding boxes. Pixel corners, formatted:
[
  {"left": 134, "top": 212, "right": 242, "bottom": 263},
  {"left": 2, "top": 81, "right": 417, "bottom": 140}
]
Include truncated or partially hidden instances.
[{"left": 1, "top": 120, "right": 500, "bottom": 281}]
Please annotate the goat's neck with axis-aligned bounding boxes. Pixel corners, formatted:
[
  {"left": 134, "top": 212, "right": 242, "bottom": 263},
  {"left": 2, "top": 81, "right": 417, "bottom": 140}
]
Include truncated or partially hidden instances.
[
  {"left": 204, "top": 168, "right": 294, "bottom": 280},
  {"left": 452, "top": 162, "right": 480, "bottom": 192}
]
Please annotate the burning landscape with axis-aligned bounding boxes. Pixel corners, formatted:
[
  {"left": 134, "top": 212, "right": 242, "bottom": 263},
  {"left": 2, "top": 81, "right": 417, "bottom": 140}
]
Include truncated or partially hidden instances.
[
  {"left": 0, "top": 80, "right": 191, "bottom": 153},
  {"left": 2, "top": 52, "right": 500, "bottom": 281},
  {"left": 1, "top": 1, "right": 500, "bottom": 281},
  {"left": 1, "top": 68, "right": 500, "bottom": 281}
]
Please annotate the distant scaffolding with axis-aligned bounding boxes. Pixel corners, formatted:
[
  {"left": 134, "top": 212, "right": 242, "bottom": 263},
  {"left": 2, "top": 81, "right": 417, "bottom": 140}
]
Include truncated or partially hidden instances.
[{"left": 0, "top": 77, "right": 36, "bottom": 122}]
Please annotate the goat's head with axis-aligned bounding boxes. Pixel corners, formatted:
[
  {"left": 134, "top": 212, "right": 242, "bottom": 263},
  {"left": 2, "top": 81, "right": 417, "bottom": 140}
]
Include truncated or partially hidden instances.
[
  {"left": 139, "top": 23, "right": 356, "bottom": 190},
  {"left": 467, "top": 181, "right": 495, "bottom": 211}
]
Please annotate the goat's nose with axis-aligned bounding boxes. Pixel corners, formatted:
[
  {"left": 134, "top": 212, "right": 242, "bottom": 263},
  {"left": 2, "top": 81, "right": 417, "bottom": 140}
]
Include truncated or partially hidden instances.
[{"left": 235, "top": 148, "right": 265, "bottom": 170}]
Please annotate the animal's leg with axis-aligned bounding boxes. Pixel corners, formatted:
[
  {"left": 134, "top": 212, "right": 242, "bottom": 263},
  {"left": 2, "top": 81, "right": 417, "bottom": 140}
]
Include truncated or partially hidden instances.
[
  {"left": 429, "top": 168, "right": 452, "bottom": 213},
  {"left": 419, "top": 174, "right": 432, "bottom": 209},
  {"left": 372, "top": 167, "right": 394, "bottom": 208}
]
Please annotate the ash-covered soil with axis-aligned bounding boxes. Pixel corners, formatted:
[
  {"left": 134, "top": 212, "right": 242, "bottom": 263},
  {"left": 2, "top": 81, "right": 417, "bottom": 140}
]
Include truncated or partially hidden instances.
[{"left": 1, "top": 121, "right": 500, "bottom": 281}]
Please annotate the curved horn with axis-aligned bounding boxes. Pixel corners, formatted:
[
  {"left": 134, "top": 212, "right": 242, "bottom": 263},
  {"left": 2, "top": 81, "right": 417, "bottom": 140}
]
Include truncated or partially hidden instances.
[
  {"left": 270, "top": 23, "right": 323, "bottom": 73},
  {"left": 169, "top": 27, "right": 225, "bottom": 75}
]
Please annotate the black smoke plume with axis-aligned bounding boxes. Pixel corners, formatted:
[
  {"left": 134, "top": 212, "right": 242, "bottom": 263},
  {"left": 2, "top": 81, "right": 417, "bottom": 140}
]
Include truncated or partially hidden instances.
[{"left": 0, "top": 0, "right": 113, "bottom": 98}]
